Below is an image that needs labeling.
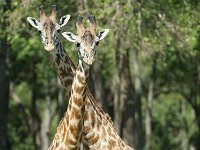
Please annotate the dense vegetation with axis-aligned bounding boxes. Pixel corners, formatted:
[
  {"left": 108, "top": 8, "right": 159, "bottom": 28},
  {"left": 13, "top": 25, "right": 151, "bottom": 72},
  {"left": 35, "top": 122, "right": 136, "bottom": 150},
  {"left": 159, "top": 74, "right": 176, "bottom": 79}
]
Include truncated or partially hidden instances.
[{"left": 0, "top": 0, "right": 200, "bottom": 150}]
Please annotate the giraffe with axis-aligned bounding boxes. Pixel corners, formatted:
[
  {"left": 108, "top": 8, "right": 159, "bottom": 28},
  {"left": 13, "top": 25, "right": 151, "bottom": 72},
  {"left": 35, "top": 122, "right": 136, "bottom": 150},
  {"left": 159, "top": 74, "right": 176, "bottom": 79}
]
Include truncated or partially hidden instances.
[
  {"left": 28, "top": 6, "right": 85, "bottom": 149},
  {"left": 27, "top": 5, "right": 75, "bottom": 99},
  {"left": 27, "top": 5, "right": 134, "bottom": 150},
  {"left": 62, "top": 16, "right": 134, "bottom": 150}
]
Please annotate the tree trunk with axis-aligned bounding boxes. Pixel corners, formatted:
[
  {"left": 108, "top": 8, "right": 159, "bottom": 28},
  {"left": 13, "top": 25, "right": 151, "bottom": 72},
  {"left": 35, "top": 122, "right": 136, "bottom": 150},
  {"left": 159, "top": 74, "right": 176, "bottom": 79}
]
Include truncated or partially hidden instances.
[
  {"left": 120, "top": 49, "right": 135, "bottom": 148},
  {"left": 180, "top": 99, "right": 189, "bottom": 150},
  {"left": 0, "top": 37, "right": 10, "bottom": 150},
  {"left": 0, "top": 27, "right": 10, "bottom": 150},
  {"left": 113, "top": 29, "right": 135, "bottom": 148},
  {"left": 0, "top": 1, "right": 10, "bottom": 150},
  {"left": 30, "top": 64, "right": 41, "bottom": 150},
  {"left": 190, "top": 62, "right": 200, "bottom": 132},
  {"left": 76, "top": 0, "right": 88, "bottom": 15},
  {"left": 133, "top": 48, "right": 143, "bottom": 150},
  {"left": 145, "top": 53, "right": 157, "bottom": 150},
  {"left": 194, "top": 106, "right": 200, "bottom": 133},
  {"left": 196, "top": 63, "right": 200, "bottom": 132},
  {"left": 41, "top": 80, "right": 51, "bottom": 150},
  {"left": 145, "top": 81, "right": 153, "bottom": 150},
  {"left": 132, "top": 0, "right": 144, "bottom": 148},
  {"left": 113, "top": 33, "right": 122, "bottom": 134}
]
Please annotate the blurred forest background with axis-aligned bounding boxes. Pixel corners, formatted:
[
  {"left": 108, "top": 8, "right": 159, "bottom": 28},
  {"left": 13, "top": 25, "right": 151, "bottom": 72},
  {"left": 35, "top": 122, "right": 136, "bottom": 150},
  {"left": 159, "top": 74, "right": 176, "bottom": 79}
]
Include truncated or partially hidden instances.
[{"left": 0, "top": 0, "right": 200, "bottom": 150}]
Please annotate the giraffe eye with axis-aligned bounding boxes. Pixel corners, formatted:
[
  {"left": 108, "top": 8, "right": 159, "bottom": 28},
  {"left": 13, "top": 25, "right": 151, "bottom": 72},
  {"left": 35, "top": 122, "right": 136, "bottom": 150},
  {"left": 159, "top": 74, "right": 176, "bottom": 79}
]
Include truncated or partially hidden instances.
[
  {"left": 57, "top": 29, "right": 60, "bottom": 33},
  {"left": 38, "top": 30, "right": 42, "bottom": 34},
  {"left": 76, "top": 43, "right": 80, "bottom": 47},
  {"left": 96, "top": 41, "right": 99, "bottom": 46}
]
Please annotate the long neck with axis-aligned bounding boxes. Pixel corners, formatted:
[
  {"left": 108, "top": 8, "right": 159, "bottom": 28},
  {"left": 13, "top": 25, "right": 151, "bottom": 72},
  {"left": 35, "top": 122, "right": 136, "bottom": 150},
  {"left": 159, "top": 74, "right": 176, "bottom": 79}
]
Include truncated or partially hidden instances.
[
  {"left": 48, "top": 59, "right": 89, "bottom": 150},
  {"left": 70, "top": 59, "right": 89, "bottom": 98},
  {"left": 51, "top": 37, "right": 76, "bottom": 100},
  {"left": 82, "top": 92, "right": 134, "bottom": 149}
]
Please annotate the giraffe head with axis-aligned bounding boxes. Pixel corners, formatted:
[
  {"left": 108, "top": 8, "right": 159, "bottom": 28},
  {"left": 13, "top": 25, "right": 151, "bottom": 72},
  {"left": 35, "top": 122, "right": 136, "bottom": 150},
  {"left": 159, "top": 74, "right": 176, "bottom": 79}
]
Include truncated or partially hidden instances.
[
  {"left": 62, "top": 15, "right": 109, "bottom": 65},
  {"left": 27, "top": 5, "right": 70, "bottom": 51}
]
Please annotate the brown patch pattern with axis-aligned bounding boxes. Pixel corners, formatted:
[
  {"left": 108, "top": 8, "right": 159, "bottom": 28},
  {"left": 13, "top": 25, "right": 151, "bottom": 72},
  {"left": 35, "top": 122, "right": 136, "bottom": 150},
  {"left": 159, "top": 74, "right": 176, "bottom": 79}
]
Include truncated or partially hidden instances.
[{"left": 88, "top": 134, "right": 100, "bottom": 145}]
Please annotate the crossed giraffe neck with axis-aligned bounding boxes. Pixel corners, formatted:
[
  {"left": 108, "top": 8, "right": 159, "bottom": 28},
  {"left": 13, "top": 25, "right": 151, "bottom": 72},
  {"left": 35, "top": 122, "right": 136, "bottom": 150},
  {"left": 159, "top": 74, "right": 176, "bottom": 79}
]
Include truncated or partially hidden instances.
[
  {"left": 48, "top": 59, "right": 89, "bottom": 150},
  {"left": 27, "top": 5, "right": 134, "bottom": 150}
]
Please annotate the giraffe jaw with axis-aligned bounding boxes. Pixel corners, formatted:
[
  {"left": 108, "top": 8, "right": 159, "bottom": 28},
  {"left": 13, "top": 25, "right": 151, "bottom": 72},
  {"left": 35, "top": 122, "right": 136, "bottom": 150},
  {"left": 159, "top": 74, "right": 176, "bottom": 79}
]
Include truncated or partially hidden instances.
[
  {"left": 82, "top": 57, "right": 95, "bottom": 65},
  {"left": 44, "top": 44, "right": 55, "bottom": 51}
]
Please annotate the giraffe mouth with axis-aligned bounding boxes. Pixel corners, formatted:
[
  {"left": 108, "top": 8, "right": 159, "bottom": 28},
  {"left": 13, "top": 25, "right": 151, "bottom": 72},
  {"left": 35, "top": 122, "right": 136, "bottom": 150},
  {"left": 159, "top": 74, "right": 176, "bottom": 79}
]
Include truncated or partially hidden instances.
[
  {"left": 82, "top": 57, "right": 95, "bottom": 65},
  {"left": 44, "top": 44, "right": 55, "bottom": 51}
]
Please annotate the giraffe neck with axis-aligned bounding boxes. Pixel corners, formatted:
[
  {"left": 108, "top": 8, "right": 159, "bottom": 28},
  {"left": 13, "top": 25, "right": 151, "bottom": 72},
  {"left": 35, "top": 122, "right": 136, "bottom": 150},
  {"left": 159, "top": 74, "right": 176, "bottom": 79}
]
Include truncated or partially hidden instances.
[
  {"left": 48, "top": 59, "right": 90, "bottom": 150},
  {"left": 51, "top": 37, "right": 76, "bottom": 100},
  {"left": 82, "top": 93, "right": 134, "bottom": 149}
]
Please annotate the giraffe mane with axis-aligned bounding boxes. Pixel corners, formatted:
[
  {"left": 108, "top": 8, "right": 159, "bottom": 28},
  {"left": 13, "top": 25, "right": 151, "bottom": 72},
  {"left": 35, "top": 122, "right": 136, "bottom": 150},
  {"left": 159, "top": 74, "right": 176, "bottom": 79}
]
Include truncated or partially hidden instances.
[{"left": 86, "top": 88, "right": 115, "bottom": 129}]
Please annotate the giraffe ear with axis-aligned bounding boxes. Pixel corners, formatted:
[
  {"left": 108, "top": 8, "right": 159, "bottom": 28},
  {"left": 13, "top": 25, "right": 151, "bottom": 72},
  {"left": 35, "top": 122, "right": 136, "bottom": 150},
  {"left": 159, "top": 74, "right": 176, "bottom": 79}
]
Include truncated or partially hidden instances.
[
  {"left": 27, "top": 17, "right": 40, "bottom": 29},
  {"left": 59, "top": 15, "right": 70, "bottom": 28},
  {"left": 62, "top": 32, "right": 78, "bottom": 42},
  {"left": 97, "top": 29, "right": 109, "bottom": 41}
]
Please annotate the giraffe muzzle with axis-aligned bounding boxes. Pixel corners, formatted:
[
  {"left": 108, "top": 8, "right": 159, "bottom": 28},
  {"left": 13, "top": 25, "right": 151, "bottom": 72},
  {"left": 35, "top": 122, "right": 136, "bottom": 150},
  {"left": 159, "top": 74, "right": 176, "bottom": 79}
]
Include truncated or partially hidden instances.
[
  {"left": 44, "top": 44, "right": 55, "bottom": 51},
  {"left": 84, "top": 58, "right": 95, "bottom": 65},
  {"left": 82, "top": 54, "right": 95, "bottom": 65}
]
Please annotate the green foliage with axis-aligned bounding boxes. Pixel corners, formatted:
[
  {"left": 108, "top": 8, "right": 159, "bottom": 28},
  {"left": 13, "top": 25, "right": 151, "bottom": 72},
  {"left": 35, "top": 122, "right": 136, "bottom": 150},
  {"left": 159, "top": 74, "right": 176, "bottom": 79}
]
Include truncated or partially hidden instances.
[
  {"left": 152, "top": 93, "right": 196, "bottom": 150},
  {"left": 8, "top": 106, "right": 34, "bottom": 150},
  {"left": 8, "top": 83, "right": 34, "bottom": 150}
]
